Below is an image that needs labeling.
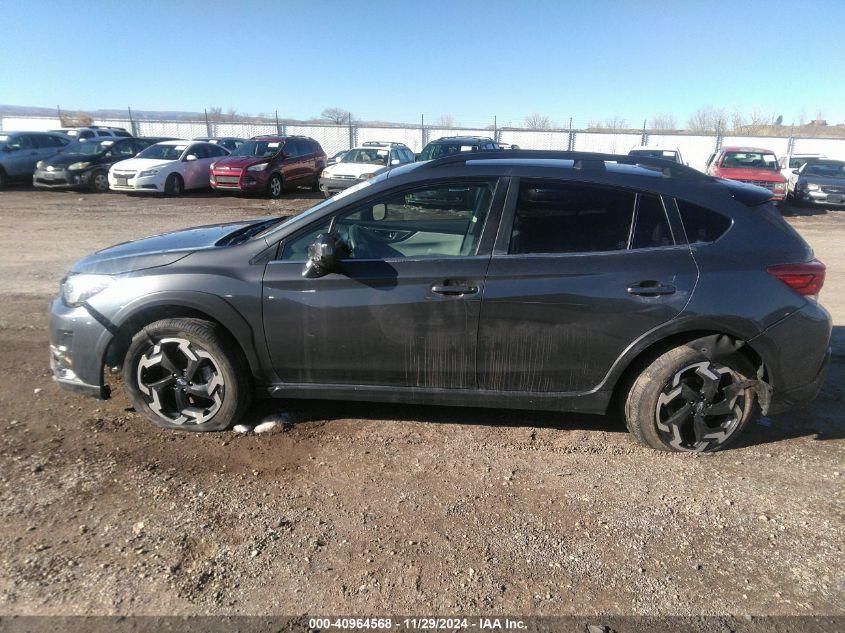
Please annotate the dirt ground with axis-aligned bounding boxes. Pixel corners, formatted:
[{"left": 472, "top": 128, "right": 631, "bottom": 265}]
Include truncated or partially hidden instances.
[{"left": 0, "top": 187, "right": 842, "bottom": 619}]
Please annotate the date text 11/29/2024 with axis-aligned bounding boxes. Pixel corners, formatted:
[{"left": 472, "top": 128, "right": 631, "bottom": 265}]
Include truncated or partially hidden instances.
[{"left": 307, "top": 618, "right": 527, "bottom": 630}]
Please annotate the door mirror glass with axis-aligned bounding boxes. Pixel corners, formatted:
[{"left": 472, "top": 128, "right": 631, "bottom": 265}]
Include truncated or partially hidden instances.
[
  {"left": 185, "top": 154, "right": 198, "bottom": 161},
  {"left": 302, "top": 233, "right": 348, "bottom": 278}
]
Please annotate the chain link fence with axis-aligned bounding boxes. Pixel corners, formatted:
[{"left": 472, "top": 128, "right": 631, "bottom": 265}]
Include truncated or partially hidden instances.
[{"left": 4, "top": 115, "right": 845, "bottom": 171}]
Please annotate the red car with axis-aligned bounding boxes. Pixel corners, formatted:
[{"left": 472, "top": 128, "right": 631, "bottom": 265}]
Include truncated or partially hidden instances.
[
  {"left": 210, "top": 135, "right": 326, "bottom": 198},
  {"left": 705, "top": 146, "right": 787, "bottom": 202}
]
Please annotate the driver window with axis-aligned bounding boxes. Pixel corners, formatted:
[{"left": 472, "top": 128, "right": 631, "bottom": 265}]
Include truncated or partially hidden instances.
[{"left": 332, "top": 180, "right": 496, "bottom": 260}]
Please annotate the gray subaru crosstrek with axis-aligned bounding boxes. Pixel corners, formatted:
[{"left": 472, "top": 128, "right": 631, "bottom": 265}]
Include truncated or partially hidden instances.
[{"left": 50, "top": 150, "right": 832, "bottom": 453}]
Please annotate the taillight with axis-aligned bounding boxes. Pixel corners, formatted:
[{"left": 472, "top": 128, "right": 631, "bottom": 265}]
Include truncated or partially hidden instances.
[{"left": 767, "top": 259, "right": 826, "bottom": 298}]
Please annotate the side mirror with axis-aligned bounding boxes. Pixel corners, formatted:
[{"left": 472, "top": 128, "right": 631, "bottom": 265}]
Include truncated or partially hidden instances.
[
  {"left": 185, "top": 154, "right": 198, "bottom": 161},
  {"left": 302, "top": 233, "right": 348, "bottom": 279}
]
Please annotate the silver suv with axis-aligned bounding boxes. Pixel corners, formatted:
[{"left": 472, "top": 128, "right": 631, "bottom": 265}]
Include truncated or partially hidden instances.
[{"left": 0, "top": 131, "right": 71, "bottom": 188}]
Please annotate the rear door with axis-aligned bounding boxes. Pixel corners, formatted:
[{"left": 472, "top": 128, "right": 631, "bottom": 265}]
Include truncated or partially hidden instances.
[
  {"left": 477, "top": 178, "right": 697, "bottom": 393},
  {"left": 262, "top": 177, "right": 506, "bottom": 388}
]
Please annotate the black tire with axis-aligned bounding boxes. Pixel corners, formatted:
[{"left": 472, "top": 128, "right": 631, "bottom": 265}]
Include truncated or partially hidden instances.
[
  {"left": 310, "top": 170, "right": 322, "bottom": 192},
  {"left": 0, "top": 169, "right": 6, "bottom": 189},
  {"left": 90, "top": 169, "right": 109, "bottom": 193},
  {"left": 624, "top": 344, "right": 756, "bottom": 453},
  {"left": 123, "top": 318, "right": 252, "bottom": 432},
  {"left": 267, "top": 173, "right": 284, "bottom": 199},
  {"left": 164, "top": 173, "right": 184, "bottom": 196}
]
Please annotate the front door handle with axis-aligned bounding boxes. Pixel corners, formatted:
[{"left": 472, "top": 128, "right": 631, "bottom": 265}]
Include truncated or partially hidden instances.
[
  {"left": 627, "top": 281, "right": 676, "bottom": 296},
  {"left": 431, "top": 284, "right": 478, "bottom": 296}
]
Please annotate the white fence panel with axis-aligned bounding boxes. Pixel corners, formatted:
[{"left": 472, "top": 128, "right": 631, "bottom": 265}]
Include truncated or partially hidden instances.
[
  {"left": 286, "top": 125, "right": 348, "bottom": 156},
  {"left": 646, "top": 134, "right": 718, "bottom": 171},
  {"left": 498, "top": 129, "right": 569, "bottom": 150},
  {"left": 792, "top": 137, "right": 845, "bottom": 161},
  {"left": 721, "top": 136, "right": 791, "bottom": 159},
  {"left": 357, "top": 126, "right": 424, "bottom": 152},
  {"left": 574, "top": 132, "right": 642, "bottom": 154},
  {"left": 1, "top": 116, "right": 61, "bottom": 131}
]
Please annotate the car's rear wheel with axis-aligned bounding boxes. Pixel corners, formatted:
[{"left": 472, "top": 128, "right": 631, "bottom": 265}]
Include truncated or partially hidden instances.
[
  {"left": 90, "top": 170, "right": 109, "bottom": 193},
  {"left": 624, "top": 344, "right": 756, "bottom": 453},
  {"left": 164, "top": 173, "right": 184, "bottom": 196},
  {"left": 123, "top": 318, "right": 251, "bottom": 432},
  {"left": 268, "top": 174, "right": 283, "bottom": 199}
]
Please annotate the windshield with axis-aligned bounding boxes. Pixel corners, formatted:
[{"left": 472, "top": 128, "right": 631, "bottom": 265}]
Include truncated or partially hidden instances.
[
  {"left": 64, "top": 139, "right": 115, "bottom": 156},
  {"left": 341, "top": 148, "right": 389, "bottom": 165},
  {"left": 137, "top": 144, "right": 187, "bottom": 160},
  {"left": 721, "top": 151, "right": 778, "bottom": 170},
  {"left": 804, "top": 162, "right": 845, "bottom": 178},
  {"left": 630, "top": 149, "right": 679, "bottom": 162},
  {"left": 230, "top": 140, "right": 282, "bottom": 158},
  {"left": 418, "top": 143, "right": 480, "bottom": 161}
]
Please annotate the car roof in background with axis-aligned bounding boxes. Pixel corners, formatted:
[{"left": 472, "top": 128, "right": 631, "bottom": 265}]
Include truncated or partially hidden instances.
[
  {"left": 721, "top": 146, "right": 776, "bottom": 153},
  {"left": 429, "top": 136, "right": 495, "bottom": 144}
]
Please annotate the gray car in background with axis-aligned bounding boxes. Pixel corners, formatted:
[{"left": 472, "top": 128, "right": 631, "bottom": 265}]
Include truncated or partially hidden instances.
[
  {"left": 788, "top": 159, "right": 845, "bottom": 206},
  {"left": 0, "top": 130, "right": 71, "bottom": 187},
  {"left": 49, "top": 150, "right": 831, "bottom": 453}
]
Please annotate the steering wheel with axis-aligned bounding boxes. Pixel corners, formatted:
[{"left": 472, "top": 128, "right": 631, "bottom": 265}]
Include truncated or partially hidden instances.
[{"left": 346, "top": 224, "right": 403, "bottom": 259}]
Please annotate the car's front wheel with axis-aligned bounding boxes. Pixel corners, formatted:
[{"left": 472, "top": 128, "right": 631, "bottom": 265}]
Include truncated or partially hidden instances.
[
  {"left": 164, "top": 173, "right": 184, "bottom": 196},
  {"left": 90, "top": 170, "right": 109, "bottom": 193},
  {"left": 268, "top": 174, "right": 284, "bottom": 199},
  {"left": 123, "top": 318, "right": 251, "bottom": 432},
  {"left": 624, "top": 344, "right": 756, "bottom": 453}
]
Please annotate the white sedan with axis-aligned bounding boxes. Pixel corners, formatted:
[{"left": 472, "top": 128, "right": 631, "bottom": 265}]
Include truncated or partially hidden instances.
[{"left": 108, "top": 140, "right": 229, "bottom": 195}]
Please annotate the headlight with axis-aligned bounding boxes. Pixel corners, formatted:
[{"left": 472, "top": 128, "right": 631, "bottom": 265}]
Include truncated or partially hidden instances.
[
  {"left": 360, "top": 172, "right": 376, "bottom": 180},
  {"left": 68, "top": 161, "right": 91, "bottom": 171},
  {"left": 773, "top": 182, "right": 785, "bottom": 192},
  {"left": 807, "top": 183, "right": 820, "bottom": 191},
  {"left": 210, "top": 162, "right": 217, "bottom": 170},
  {"left": 61, "top": 274, "right": 115, "bottom": 307},
  {"left": 36, "top": 160, "right": 45, "bottom": 170},
  {"left": 247, "top": 163, "right": 268, "bottom": 172},
  {"left": 138, "top": 169, "right": 159, "bottom": 178}
]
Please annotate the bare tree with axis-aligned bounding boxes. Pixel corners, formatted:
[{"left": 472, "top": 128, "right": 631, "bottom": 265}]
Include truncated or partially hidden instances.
[
  {"left": 603, "top": 116, "right": 628, "bottom": 130},
  {"left": 60, "top": 111, "right": 93, "bottom": 127},
  {"left": 434, "top": 114, "right": 457, "bottom": 128},
  {"left": 225, "top": 108, "right": 238, "bottom": 122},
  {"left": 321, "top": 107, "right": 353, "bottom": 124},
  {"left": 687, "top": 106, "right": 728, "bottom": 133},
  {"left": 649, "top": 113, "right": 677, "bottom": 130},
  {"left": 207, "top": 106, "right": 223, "bottom": 122},
  {"left": 524, "top": 113, "right": 551, "bottom": 130}
]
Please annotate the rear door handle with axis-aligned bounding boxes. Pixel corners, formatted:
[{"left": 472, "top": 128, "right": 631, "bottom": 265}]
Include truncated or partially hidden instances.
[
  {"left": 627, "top": 281, "right": 676, "bottom": 296},
  {"left": 431, "top": 284, "right": 478, "bottom": 296}
]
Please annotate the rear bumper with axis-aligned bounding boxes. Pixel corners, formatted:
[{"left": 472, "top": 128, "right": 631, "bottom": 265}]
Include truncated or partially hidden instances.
[
  {"left": 748, "top": 301, "right": 832, "bottom": 413},
  {"left": 767, "top": 346, "right": 831, "bottom": 414}
]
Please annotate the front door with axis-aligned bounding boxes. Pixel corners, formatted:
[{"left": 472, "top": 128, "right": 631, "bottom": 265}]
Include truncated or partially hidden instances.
[
  {"left": 262, "top": 178, "right": 504, "bottom": 388},
  {"left": 477, "top": 178, "right": 698, "bottom": 393}
]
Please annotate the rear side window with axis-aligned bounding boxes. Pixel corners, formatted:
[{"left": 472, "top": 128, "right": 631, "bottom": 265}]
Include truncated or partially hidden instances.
[
  {"left": 508, "top": 181, "right": 672, "bottom": 254},
  {"left": 676, "top": 199, "right": 732, "bottom": 243}
]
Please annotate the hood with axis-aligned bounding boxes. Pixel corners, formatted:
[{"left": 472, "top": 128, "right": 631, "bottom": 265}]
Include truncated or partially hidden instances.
[
  {"left": 44, "top": 152, "right": 106, "bottom": 167},
  {"left": 71, "top": 219, "right": 268, "bottom": 274},
  {"left": 213, "top": 155, "right": 273, "bottom": 170},
  {"left": 111, "top": 157, "right": 176, "bottom": 171},
  {"left": 324, "top": 161, "right": 388, "bottom": 178},
  {"left": 715, "top": 166, "right": 785, "bottom": 182}
]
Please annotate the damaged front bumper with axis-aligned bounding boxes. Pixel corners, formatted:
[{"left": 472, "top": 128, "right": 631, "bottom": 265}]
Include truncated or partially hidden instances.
[{"left": 49, "top": 297, "right": 112, "bottom": 399}]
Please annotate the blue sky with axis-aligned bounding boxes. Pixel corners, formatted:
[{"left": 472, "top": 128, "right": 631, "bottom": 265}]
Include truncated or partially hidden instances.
[{"left": 2, "top": 0, "right": 845, "bottom": 127}]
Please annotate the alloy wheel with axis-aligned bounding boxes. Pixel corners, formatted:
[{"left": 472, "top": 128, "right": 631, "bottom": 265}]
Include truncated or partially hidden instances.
[
  {"left": 655, "top": 361, "right": 747, "bottom": 452},
  {"left": 136, "top": 338, "right": 224, "bottom": 425},
  {"left": 270, "top": 176, "right": 282, "bottom": 197},
  {"left": 93, "top": 172, "right": 109, "bottom": 192}
]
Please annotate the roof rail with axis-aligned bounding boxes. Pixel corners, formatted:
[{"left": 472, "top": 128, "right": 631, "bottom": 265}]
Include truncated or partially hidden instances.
[{"left": 421, "top": 149, "right": 711, "bottom": 180}]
